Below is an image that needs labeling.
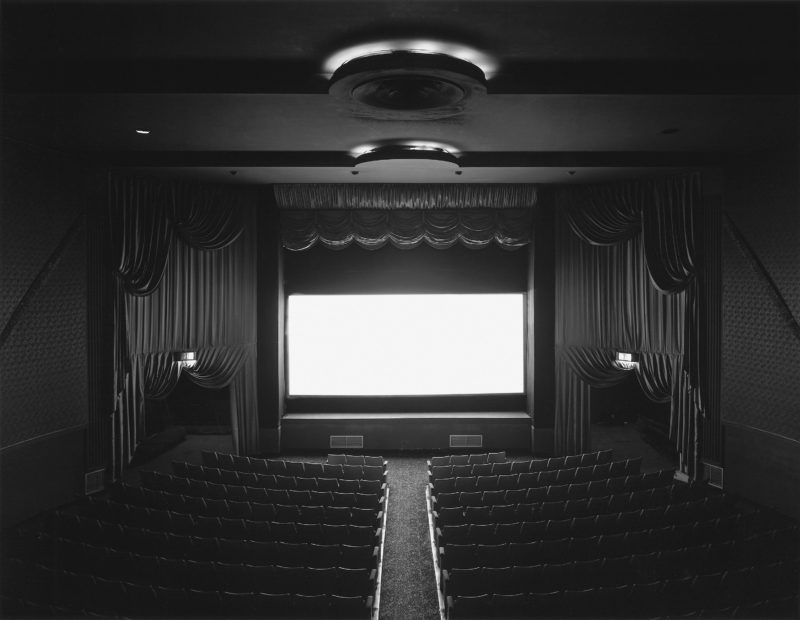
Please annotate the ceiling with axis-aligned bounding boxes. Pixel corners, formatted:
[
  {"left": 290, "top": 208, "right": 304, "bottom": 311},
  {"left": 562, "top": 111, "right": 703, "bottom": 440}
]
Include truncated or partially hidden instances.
[{"left": 3, "top": 0, "right": 798, "bottom": 184}]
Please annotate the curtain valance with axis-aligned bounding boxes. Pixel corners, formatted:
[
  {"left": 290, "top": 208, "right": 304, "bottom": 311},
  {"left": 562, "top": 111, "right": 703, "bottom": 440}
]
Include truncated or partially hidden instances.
[
  {"left": 280, "top": 208, "right": 534, "bottom": 251},
  {"left": 274, "top": 183, "right": 537, "bottom": 210},
  {"left": 565, "top": 174, "right": 700, "bottom": 294},
  {"left": 110, "top": 175, "right": 245, "bottom": 296}
]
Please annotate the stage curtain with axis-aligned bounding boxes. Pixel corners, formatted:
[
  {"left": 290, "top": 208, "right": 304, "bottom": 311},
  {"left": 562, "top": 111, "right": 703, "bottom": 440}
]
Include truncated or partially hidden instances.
[
  {"left": 274, "top": 183, "right": 538, "bottom": 210},
  {"left": 554, "top": 173, "right": 703, "bottom": 475},
  {"left": 110, "top": 174, "right": 258, "bottom": 477},
  {"left": 280, "top": 208, "right": 534, "bottom": 251},
  {"left": 110, "top": 176, "right": 173, "bottom": 295}
]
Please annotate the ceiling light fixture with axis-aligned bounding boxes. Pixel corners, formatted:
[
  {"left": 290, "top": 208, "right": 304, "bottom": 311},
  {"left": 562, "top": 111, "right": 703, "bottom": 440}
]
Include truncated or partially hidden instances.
[
  {"left": 323, "top": 40, "right": 497, "bottom": 77},
  {"left": 135, "top": 129, "right": 151, "bottom": 135},
  {"left": 328, "top": 40, "right": 492, "bottom": 121},
  {"left": 353, "top": 144, "right": 460, "bottom": 170}
]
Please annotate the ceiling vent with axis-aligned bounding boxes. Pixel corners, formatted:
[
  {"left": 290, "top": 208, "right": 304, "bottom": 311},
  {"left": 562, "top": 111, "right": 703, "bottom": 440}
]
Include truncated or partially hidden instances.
[
  {"left": 330, "top": 435, "right": 364, "bottom": 449},
  {"left": 329, "top": 49, "right": 487, "bottom": 120},
  {"left": 450, "top": 434, "right": 483, "bottom": 448}
]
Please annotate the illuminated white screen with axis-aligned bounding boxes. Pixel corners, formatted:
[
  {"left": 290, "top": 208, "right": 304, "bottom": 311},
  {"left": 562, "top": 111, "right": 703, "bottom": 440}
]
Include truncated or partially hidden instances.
[{"left": 287, "top": 294, "right": 525, "bottom": 396}]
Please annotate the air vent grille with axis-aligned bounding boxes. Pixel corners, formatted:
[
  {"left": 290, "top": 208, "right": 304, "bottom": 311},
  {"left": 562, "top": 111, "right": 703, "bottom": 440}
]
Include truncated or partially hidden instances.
[
  {"left": 706, "top": 463, "right": 724, "bottom": 489},
  {"left": 330, "top": 435, "right": 364, "bottom": 449},
  {"left": 84, "top": 469, "right": 105, "bottom": 495},
  {"left": 450, "top": 434, "right": 483, "bottom": 448}
]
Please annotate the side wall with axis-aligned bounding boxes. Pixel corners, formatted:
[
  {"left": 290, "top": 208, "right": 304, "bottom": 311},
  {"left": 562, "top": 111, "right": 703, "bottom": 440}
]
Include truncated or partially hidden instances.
[
  {"left": 721, "top": 144, "right": 800, "bottom": 519},
  {"left": 0, "top": 142, "right": 90, "bottom": 527}
]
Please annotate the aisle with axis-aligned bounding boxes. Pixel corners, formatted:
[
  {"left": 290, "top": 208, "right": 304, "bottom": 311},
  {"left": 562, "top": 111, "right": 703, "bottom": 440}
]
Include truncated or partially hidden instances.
[{"left": 378, "top": 456, "right": 441, "bottom": 620}]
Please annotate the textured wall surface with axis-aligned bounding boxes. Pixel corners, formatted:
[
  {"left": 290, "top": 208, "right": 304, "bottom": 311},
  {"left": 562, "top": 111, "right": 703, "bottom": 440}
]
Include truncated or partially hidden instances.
[
  {"left": 0, "top": 142, "right": 88, "bottom": 448},
  {"left": 721, "top": 147, "right": 800, "bottom": 442}
]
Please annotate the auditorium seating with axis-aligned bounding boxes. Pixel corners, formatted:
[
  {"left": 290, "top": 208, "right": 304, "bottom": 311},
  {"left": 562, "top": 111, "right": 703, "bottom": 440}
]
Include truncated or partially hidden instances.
[
  {"left": 1, "top": 453, "right": 384, "bottom": 618},
  {"left": 427, "top": 449, "right": 799, "bottom": 619}
]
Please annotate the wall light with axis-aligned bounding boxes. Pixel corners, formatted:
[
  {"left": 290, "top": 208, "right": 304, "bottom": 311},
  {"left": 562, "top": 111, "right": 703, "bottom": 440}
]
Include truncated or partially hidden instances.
[
  {"left": 177, "top": 351, "right": 197, "bottom": 368},
  {"left": 615, "top": 351, "right": 640, "bottom": 370}
]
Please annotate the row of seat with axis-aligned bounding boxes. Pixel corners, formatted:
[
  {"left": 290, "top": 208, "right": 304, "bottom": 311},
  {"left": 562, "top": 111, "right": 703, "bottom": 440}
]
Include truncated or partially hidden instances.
[
  {"left": 35, "top": 520, "right": 381, "bottom": 567},
  {"left": 439, "top": 527, "right": 798, "bottom": 571},
  {"left": 4, "top": 561, "right": 373, "bottom": 618},
  {"left": 431, "top": 468, "right": 676, "bottom": 497},
  {"left": 428, "top": 451, "right": 508, "bottom": 467},
  {"left": 109, "top": 483, "right": 384, "bottom": 514},
  {"left": 327, "top": 454, "right": 387, "bottom": 467},
  {"left": 172, "top": 464, "right": 387, "bottom": 493},
  {"left": 111, "top": 484, "right": 383, "bottom": 517},
  {"left": 443, "top": 558, "right": 798, "bottom": 600},
  {"left": 5, "top": 592, "right": 372, "bottom": 620},
  {"left": 446, "top": 585, "right": 798, "bottom": 619},
  {"left": 433, "top": 478, "right": 689, "bottom": 510},
  {"left": 429, "top": 458, "right": 643, "bottom": 485},
  {"left": 45, "top": 515, "right": 380, "bottom": 559},
  {"left": 436, "top": 513, "right": 756, "bottom": 547},
  {"left": 76, "top": 501, "right": 384, "bottom": 544},
  {"left": 9, "top": 550, "right": 377, "bottom": 595},
  {"left": 433, "top": 491, "right": 727, "bottom": 526},
  {"left": 201, "top": 451, "right": 384, "bottom": 476},
  {"left": 439, "top": 537, "right": 798, "bottom": 576}
]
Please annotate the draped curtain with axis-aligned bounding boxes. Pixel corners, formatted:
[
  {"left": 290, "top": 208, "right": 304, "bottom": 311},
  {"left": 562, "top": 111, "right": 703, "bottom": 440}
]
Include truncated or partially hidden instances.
[
  {"left": 554, "top": 173, "right": 703, "bottom": 476},
  {"left": 280, "top": 209, "right": 534, "bottom": 251},
  {"left": 276, "top": 183, "right": 537, "bottom": 251},
  {"left": 111, "top": 175, "right": 257, "bottom": 479}
]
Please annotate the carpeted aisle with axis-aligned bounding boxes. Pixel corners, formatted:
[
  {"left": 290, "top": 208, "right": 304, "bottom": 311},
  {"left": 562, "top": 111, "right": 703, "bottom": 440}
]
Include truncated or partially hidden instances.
[{"left": 378, "top": 456, "right": 441, "bottom": 620}]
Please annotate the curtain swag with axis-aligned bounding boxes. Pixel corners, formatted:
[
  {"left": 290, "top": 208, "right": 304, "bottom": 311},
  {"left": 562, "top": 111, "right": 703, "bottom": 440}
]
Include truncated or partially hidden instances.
[
  {"left": 280, "top": 208, "right": 534, "bottom": 251},
  {"left": 274, "top": 183, "right": 538, "bottom": 210},
  {"left": 554, "top": 173, "right": 705, "bottom": 477},
  {"left": 110, "top": 175, "right": 245, "bottom": 296}
]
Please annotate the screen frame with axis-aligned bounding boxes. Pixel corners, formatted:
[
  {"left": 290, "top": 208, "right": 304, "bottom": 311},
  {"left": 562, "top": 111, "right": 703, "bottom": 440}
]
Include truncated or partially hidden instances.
[{"left": 283, "top": 291, "right": 529, "bottom": 414}]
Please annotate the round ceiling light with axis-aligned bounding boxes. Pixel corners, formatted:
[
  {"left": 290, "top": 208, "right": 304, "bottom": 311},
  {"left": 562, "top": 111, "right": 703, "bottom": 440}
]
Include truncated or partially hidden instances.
[
  {"left": 353, "top": 143, "right": 459, "bottom": 169},
  {"left": 328, "top": 46, "right": 489, "bottom": 120}
]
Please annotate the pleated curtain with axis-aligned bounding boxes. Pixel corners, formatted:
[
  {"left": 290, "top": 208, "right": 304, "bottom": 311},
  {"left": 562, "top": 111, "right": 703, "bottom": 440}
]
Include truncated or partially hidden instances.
[
  {"left": 276, "top": 183, "right": 538, "bottom": 251},
  {"left": 111, "top": 175, "right": 257, "bottom": 479},
  {"left": 554, "top": 173, "right": 703, "bottom": 476}
]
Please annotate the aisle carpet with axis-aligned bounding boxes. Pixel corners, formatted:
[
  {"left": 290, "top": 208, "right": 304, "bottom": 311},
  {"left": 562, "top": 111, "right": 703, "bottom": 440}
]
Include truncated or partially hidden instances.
[{"left": 378, "top": 456, "right": 440, "bottom": 620}]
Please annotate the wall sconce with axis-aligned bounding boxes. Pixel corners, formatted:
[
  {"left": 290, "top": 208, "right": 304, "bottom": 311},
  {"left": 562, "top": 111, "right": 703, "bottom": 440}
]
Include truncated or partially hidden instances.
[
  {"left": 615, "top": 351, "right": 639, "bottom": 370},
  {"left": 177, "top": 351, "right": 197, "bottom": 368}
]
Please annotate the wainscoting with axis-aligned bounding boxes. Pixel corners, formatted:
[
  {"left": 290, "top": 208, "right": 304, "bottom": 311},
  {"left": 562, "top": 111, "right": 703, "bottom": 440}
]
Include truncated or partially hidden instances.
[
  {"left": 724, "top": 422, "right": 800, "bottom": 520},
  {"left": 0, "top": 426, "right": 86, "bottom": 528}
]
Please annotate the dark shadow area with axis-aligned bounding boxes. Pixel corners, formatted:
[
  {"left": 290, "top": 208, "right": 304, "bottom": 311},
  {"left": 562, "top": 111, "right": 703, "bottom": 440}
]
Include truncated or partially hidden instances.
[{"left": 592, "top": 373, "right": 675, "bottom": 461}]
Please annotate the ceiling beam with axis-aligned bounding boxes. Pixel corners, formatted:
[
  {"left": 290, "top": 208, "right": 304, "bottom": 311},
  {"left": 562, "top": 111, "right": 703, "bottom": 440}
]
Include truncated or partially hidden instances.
[
  {"left": 96, "top": 150, "right": 728, "bottom": 168},
  {"left": 4, "top": 59, "right": 798, "bottom": 95}
]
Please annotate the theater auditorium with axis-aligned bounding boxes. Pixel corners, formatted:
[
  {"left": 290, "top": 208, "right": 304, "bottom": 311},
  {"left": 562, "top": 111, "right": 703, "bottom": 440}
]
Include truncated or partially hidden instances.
[{"left": 1, "top": 1, "right": 799, "bottom": 618}]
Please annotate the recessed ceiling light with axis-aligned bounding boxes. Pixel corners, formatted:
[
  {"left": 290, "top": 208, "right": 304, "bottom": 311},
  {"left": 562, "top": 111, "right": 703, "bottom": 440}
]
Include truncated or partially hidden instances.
[{"left": 135, "top": 129, "right": 151, "bottom": 135}]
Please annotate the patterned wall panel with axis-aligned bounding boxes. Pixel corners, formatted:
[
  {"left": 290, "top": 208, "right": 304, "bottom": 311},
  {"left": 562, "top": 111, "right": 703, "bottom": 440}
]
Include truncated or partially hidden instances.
[
  {"left": 721, "top": 148, "right": 800, "bottom": 442},
  {"left": 0, "top": 144, "right": 87, "bottom": 330},
  {"left": 0, "top": 226, "right": 88, "bottom": 447},
  {"left": 723, "top": 150, "right": 800, "bottom": 321},
  {"left": 0, "top": 141, "right": 89, "bottom": 449}
]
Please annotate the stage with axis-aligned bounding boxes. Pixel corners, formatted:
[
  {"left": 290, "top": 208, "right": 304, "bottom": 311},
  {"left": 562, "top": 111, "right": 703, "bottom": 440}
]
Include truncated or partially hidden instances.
[{"left": 281, "top": 411, "right": 533, "bottom": 452}]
